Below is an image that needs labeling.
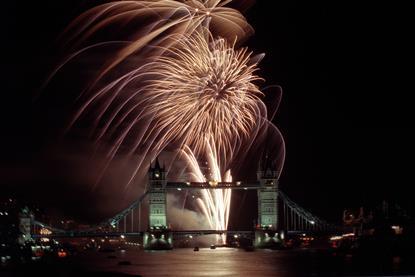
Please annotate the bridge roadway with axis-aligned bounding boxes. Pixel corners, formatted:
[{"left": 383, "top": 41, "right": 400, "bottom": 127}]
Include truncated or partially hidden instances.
[
  {"left": 32, "top": 230, "right": 255, "bottom": 239},
  {"left": 165, "top": 182, "right": 261, "bottom": 190}
]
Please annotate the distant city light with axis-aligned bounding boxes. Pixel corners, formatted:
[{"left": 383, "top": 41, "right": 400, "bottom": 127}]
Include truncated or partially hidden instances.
[
  {"left": 57, "top": 250, "right": 67, "bottom": 258},
  {"left": 40, "top": 228, "right": 52, "bottom": 235},
  {"left": 391, "top": 225, "right": 403, "bottom": 234}
]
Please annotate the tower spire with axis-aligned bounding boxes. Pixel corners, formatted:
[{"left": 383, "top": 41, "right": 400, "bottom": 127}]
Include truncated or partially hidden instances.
[{"left": 154, "top": 156, "right": 161, "bottom": 170}]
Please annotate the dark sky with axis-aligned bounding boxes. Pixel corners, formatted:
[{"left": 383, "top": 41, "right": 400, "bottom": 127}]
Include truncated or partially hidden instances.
[{"left": 1, "top": 1, "right": 413, "bottom": 225}]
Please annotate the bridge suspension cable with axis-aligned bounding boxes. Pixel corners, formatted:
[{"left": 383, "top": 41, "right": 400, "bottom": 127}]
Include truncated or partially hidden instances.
[
  {"left": 279, "top": 190, "right": 335, "bottom": 232},
  {"left": 32, "top": 191, "right": 148, "bottom": 236},
  {"left": 97, "top": 190, "right": 148, "bottom": 231}
]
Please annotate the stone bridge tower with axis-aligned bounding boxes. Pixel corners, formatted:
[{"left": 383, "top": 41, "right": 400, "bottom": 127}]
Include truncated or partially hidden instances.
[
  {"left": 144, "top": 157, "right": 172, "bottom": 250},
  {"left": 148, "top": 158, "right": 167, "bottom": 228},
  {"left": 255, "top": 153, "right": 282, "bottom": 248}
]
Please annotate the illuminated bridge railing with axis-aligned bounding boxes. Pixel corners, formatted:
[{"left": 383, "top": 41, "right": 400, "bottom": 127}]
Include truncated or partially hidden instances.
[
  {"left": 32, "top": 230, "right": 255, "bottom": 239},
  {"left": 166, "top": 182, "right": 261, "bottom": 190}
]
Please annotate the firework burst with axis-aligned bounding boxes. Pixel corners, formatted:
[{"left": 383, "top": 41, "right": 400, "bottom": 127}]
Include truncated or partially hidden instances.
[
  {"left": 142, "top": 30, "right": 266, "bottom": 167},
  {"left": 43, "top": 0, "right": 285, "bottom": 241},
  {"left": 64, "top": 30, "right": 267, "bottom": 188}
]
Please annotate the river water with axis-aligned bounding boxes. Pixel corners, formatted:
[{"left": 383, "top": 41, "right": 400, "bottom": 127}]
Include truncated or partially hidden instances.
[
  {"left": 70, "top": 246, "right": 415, "bottom": 276},
  {"left": 4, "top": 246, "right": 415, "bottom": 276},
  {"left": 76, "top": 247, "right": 309, "bottom": 276}
]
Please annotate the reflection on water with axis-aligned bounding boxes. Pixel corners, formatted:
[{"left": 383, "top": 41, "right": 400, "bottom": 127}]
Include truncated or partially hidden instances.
[
  {"left": 3, "top": 246, "right": 415, "bottom": 276},
  {"left": 73, "top": 247, "right": 415, "bottom": 277},
  {"left": 78, "top": 247, "right": 299, "bottom": 276}
]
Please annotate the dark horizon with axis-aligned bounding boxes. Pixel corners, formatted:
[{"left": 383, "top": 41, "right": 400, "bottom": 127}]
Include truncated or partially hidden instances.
[{"left": 1, "top": 0, "right": 413, "bottom": 226}]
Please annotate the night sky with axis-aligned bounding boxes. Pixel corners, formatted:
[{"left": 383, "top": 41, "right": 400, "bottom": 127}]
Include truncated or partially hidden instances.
[{"left": 1, "top": 1, "right": 413, "bottom": 226}]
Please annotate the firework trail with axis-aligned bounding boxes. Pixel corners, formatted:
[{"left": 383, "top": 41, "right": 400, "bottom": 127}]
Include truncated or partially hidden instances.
[
  {"left": 44, "top": 0, "right": 285, "bottom": 241},
  {"left": 59, "top": 0, "right": 253, "bottom": 85},
  {"left": 180, "top": 137, "right": 232, "bottom": 243}
]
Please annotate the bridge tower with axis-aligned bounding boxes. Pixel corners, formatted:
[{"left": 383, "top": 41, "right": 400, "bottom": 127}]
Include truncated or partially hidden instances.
[
  {"left": 255, "top": 154, "right": 282, "bottom": 248},
  {"left": 143, "top": 157, "right": 173, "bottom": 250}
]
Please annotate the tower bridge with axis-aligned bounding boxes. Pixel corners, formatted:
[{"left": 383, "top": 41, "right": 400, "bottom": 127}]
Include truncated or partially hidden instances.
[{"left": 31, "top": 157, "right": 336, "bottom": 249}]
